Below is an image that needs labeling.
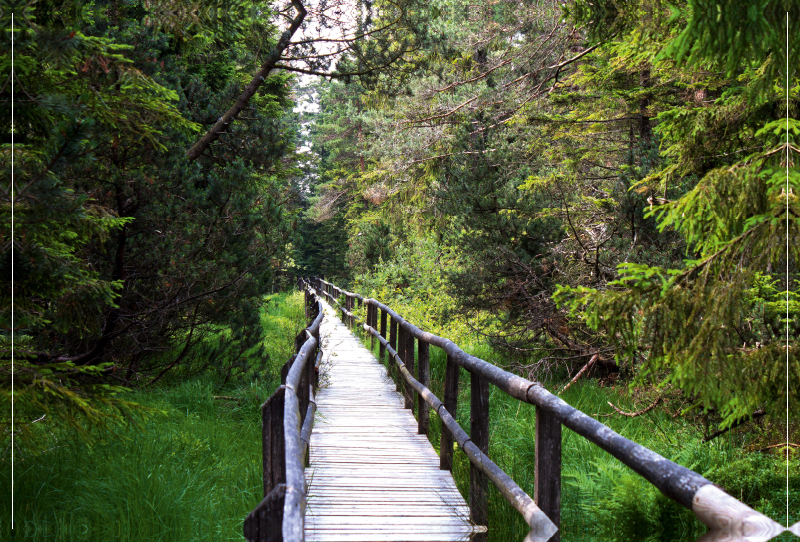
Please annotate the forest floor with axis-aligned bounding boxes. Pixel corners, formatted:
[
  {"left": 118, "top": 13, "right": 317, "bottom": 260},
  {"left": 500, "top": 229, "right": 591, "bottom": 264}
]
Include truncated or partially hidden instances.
[{"left": 1, "top": 291, "right": 796, "bottom": 541}]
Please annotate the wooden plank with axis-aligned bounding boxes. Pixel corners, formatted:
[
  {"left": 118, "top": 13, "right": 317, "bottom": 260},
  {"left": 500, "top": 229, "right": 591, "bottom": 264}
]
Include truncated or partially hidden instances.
[{"left": 305, "top": 299, "right": 479, "bottom": 542}]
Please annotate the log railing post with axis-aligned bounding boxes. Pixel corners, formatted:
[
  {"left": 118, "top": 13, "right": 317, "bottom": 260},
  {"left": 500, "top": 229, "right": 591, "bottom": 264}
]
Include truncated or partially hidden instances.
[
  {"left": 404, "top": 324, "right": 415, "bottom": 410},
  {"left": 263, "top": 386, "right": 286, "bottom": 499},
  {"left": 418, "top": 340, "right": 430, "bottom": 436},
  {"left": 535, "top": 407, "right": 562, "bottom": 542},
  {"left": 369, "top": 303, "right": 376, "bottom": 351},
  {"left": 440, "top": 353, "right": 459, "bottom": 471},
  {"left": 243, "top": 484, "right": 286, "bottom": 542},
  {"left": 396, "top": 323, "right": 405, "bottom": 393},
  {"left": 470, "top": 371, "right": 489, "bottom": 533},
  {"left": 365, "top": 302, "right": 372, "bottom": 345},
  {"left": 389, "top": 316, "right": 397, "bottom": 383},
  {"left": 343, "top": 294, "right": 349, "bottom": 326},
  {"left": 379, "top": 309, "right": 387, "bottom": 365}
]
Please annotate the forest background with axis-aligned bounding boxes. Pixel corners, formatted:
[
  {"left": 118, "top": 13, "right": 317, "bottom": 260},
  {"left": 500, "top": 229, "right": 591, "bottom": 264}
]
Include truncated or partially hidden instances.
[{"left": 1, "top": 0, "right": 798, "bottom": 540}]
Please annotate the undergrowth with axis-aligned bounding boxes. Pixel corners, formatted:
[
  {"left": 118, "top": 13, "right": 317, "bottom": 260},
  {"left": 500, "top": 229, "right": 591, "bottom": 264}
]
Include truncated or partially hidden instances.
[{"left": 0, "top": 291, "right": 306, "bottom": 541}]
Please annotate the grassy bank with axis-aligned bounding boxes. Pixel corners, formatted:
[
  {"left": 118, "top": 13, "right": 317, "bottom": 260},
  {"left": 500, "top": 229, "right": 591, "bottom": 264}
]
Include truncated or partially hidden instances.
[{"left": 1, "top": 291, "right": 306, "bottom": 541}]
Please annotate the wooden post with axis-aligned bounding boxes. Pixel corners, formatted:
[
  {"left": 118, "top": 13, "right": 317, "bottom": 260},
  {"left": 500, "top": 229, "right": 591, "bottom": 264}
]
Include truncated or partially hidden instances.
[
  {"left": 418, "top": 340, "right": 430, "bottom": 436},
  {"left": 440, "top": 353, "right": 459, "bottom": 471},
  {"left": 243, "top": 484, "right": 286, "bottom": 542},
  {"left": 343, "top": 294, "right": 349, "bottom": 326},
  {"left": 379, "top": 309, "right": 387, "bottom": 365},
  {"left": 396, "top": 324, "right": 404, "bottom": 392},
  {"left": 369, "top": 303, "right": 376, "bottom": 351},
  {"left": 404, "top": 325, "right": 415, "bottom": 410},
  {"left": 262, "top": 386, "right": 286, "bottom": 499},
  {"left": 389, "top": 316, "right": 397, "bottom": 383},
  {"left": 280, "top": 356, "right": 294, "bottom": 385},
  {"left": 535, "top": 406, "right": 562, "bottom": 542},
  {"left": 470, "top": 371, "right": 489, "bottom": 531}
]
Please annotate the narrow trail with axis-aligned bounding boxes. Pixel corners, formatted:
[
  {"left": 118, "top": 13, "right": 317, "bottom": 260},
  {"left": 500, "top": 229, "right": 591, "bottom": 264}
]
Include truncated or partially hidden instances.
[{"left": 305, "top": 300, "right": 483, "bottom": 542}]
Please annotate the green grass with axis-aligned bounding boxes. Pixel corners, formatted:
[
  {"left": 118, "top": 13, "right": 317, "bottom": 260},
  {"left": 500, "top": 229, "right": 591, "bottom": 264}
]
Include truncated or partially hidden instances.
[{"left": 0, "top": 291, "right": 307, "bottom": 541}]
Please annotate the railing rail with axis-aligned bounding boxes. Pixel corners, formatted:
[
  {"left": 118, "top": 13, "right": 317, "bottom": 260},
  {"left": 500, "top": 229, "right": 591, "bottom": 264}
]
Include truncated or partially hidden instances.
[
  {"left": 244, "top": 278, "right": 323, "bottom": 542},
  {"left": 310, "top": 277, "right": 787, "bottom": 542}
]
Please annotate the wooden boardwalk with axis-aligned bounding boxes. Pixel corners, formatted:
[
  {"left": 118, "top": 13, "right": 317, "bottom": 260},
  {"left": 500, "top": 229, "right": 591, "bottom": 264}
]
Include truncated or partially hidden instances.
[{"left": 305, "top": 301, "right": 483, "bottom": 542}]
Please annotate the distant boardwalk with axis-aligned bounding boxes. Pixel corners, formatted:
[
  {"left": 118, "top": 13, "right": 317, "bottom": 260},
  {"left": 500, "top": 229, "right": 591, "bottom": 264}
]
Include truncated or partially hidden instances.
[{"left": 305, "top": 301, "right": 482, "bottom": 541}]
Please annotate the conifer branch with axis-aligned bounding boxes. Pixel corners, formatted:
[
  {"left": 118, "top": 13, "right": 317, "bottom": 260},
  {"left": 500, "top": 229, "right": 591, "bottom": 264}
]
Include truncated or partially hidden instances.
[{"left": 186, "top": 0, "right": 307, "bottom": 161}]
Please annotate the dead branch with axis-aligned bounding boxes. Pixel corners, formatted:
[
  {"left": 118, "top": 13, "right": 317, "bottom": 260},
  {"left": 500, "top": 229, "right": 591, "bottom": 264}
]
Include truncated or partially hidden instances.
[
  {"left": 558, "top": 354, "right": 598, "bottom": 395},
  {"left": 602, "top": 396, "right": 662, "bottom": 418}
]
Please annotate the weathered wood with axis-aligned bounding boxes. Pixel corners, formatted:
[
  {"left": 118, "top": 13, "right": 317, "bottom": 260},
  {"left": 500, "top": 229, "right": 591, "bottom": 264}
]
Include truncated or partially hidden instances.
[
  {"left": 396, "top": 324, "right": 405, "bottom": 393},
  {"left": 535, "top": 406, "right": 561, "bottom": 542},
  {"left": 372, "top": 303, "right": 379, "bottom": 350},
  {"left": 306, "top": 299, "right": 480, "bottom": 542},
  {"left": 691, "top": 484, "right": 786, "bottom": 535},
  {"left": 244, "top": 483, "right": 286, "bottom": 542},
  {"left": 365, "top": 296, "right": 720, "bottom": 513},
  {"left": 389, "top": 317, "right": 397, "bottom": 383},
  {"left": 300, "top": 385, "right": 316, "bottom": 467},
  {"left": 379, "top": 308, "right": 387, "bottom": 365},
  {"left": 440, "top": 354, "right": 459, "bottom": 471},
  {"left": 263, "top": 386, "right": 286, "bottom": 498},
  {"left": 470, "top": 371, "right": 489, "bottom": 530},
  {"left": 404, "top": 325, "right": 415, "bottom": 410},
  {"left": 418, "top": 340, "right": 430, "bottom": 436},
  {"left": 369, "top": 324, "right": 556, "bottom": 538}
]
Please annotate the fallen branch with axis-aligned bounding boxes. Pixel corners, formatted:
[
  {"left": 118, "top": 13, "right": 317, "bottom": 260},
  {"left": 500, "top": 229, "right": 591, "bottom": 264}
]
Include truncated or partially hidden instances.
[
  {"left": 558, "top": 354, "right": 598, "bottom": 395},
  {"left": 753, "top": 442, "right": 800, "bottom": 453},
  {"left": 600, "top": 396, "right": 662, "bottom": 418}
]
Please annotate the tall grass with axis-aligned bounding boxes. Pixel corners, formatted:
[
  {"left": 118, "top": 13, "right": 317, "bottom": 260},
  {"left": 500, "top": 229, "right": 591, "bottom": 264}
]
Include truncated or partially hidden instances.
[{"left": 1, "top": 291, "right": 307, "bottom": 541}]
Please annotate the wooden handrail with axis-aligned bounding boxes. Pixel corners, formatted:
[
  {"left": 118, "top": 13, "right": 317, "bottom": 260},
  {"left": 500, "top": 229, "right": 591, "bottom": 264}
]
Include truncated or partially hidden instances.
[
  {"left": 244, "top": 279, "right": 323, "bottom": 542},
  {"left": 314, "top": 277, "right": 787, "bottom": 541}
]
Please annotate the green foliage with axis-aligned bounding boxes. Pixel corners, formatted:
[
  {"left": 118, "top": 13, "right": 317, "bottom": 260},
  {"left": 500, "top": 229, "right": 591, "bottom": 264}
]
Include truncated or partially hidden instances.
[
  {"left": 0, "top": 291, "right": 306, "bottom": 538},
  {"left": 2, "top": 0, "right": 304, "bottom": 452},
  {"left": 553, "top": 25, "right": 799, "bottom": 428}
]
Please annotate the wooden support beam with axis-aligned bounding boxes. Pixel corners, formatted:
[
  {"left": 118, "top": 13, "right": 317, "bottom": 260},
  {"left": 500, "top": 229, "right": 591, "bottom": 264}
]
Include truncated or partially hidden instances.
[
  {"left": 396, "top": 324, "right": 405, "bottom": 393},
  {"left": 535, "top": 406, "right": 562, "bottom": 542},
  {"left": 379, "top": 308, "right": 387, "bottom": 364},
  {"left": 440, "top": 353, "right": 459, "bottom": 471},
  {"left": 404, "top": 325, "right": 415, "bottom": 410},
  {"left": 418, "top": 340, "right": 430, "bottom": 436},
  {"left": 389, "top": 316, "right": 398, "bottom": 384},
  {"left": 243, "top": 483, "right": 286, "bottom": 542},
  {"left": 470, "top": 371, "right": 489, "bottom": 533},
  {"left": 262, "top": 386, "right": 286, "bottom": 499}
]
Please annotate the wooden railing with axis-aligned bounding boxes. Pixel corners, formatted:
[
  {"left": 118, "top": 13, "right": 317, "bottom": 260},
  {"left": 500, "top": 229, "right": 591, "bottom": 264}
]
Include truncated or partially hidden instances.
[
  {"left": 243, "top": 279, "right": 322, "bottom": 542},
  {"left": 310, "top": 277, "right": 788, "bottom": 542}
]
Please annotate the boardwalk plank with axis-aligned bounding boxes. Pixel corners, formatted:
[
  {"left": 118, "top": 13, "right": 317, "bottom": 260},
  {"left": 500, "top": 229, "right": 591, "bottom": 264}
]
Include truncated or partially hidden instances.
[{"left": 306, "top": 300, "right": 479, "bottom": 542}]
